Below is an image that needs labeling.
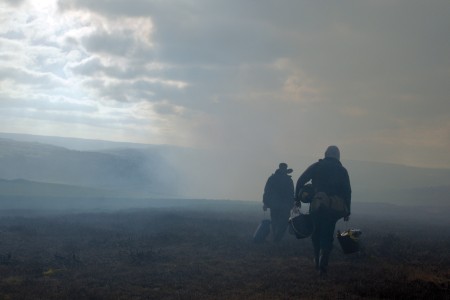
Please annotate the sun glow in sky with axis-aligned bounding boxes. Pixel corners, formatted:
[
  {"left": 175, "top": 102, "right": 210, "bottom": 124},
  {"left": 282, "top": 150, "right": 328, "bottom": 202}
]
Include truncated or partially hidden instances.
[{"left": 1, "top": 0, "right": 450, "bottom": 169}]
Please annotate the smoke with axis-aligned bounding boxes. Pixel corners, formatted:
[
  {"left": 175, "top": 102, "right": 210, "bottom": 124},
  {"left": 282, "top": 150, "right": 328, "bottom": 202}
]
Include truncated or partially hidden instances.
[{"left": 161, "top": 142, "right": 316, "bottom": 201}]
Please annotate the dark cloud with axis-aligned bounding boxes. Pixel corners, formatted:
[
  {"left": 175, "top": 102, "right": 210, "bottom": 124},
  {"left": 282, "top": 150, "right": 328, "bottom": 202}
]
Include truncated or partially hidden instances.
[
  {"left": 1, "top": 0, "right": 27, "bottom": 7},
  {"left": 153, "top": 102, "right": 181, "bottom": 115},
  {"left": 58, "top": 0, "right": 293, "bottom": 65},
  {"left": 81, "top": 31, "right": 134, "bottom": 57},
  {"left": 80, "top": 76, "right": 185, "bottom": 104}
]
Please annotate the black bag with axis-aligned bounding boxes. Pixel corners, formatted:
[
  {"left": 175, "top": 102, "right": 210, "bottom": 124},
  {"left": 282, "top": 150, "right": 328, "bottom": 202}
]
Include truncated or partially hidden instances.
[
  {"left": 337, "top": 229, "right": 362, "bottom": 254},
  {"left": 252, "top": 219, "right": 271, "bottom": 243},
  {"left": 289, "top": 206, "right": 314, "bottom": 239}
]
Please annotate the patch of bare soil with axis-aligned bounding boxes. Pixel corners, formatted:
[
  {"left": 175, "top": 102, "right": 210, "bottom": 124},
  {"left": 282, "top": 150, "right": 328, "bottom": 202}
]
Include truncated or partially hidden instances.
[{"left": 0, "top": 208, "right": 448, "bottom": 299}]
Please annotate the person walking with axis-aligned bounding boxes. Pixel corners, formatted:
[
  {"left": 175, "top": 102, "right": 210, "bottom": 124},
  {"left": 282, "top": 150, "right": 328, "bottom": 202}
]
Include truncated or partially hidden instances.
[
  {"left": 295, "top": 146, "right": 351, "bottom": 277},
  {"left": 263, "top": 163, "right": 295, "bottom": 242}
]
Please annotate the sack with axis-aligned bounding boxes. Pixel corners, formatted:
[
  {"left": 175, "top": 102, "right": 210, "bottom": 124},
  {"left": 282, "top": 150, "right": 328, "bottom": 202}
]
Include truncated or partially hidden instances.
[
  {"left": 252, "top": 219, "right": 271, "bottom": 243},
  {"left": 310, "top": 192, "right": 349, "bottom": 218},
  {"left": 337, "top": 229, "right": 362, "bottom": 254},
  {"left": 288, "top": 206, "right": 314, "bottom": 239}
]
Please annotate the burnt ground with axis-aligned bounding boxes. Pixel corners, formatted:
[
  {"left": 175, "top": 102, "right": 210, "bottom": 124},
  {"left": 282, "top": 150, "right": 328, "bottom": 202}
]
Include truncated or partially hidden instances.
[{"left": 0, "top": 202, "right": 448, "bottom": 299}]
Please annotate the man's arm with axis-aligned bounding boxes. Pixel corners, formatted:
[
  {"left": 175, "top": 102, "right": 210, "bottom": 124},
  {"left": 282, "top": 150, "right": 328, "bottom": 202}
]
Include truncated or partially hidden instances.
[
  {"left": 262, "top": 175, "right": 273, "bottom": 209},
  {"left": 295, "top": 163, "right": 316, "bottom": 198},
  {"left": 343, "top": 168, "right": 352, "bottom": 221}
]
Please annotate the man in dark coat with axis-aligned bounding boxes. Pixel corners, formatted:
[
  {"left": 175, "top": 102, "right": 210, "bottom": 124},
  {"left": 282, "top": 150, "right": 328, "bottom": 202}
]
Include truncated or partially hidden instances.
[
  {"left": 295, "top": 146, "right": 351, "bottom": 277},
  {"left": 263, "top": 163, "right": 295, "bottom": 242}
]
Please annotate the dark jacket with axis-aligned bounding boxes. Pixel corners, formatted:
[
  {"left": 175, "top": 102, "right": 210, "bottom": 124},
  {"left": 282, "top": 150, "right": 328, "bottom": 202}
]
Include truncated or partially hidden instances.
[
  {"left": 295, "top": 157, "right": 352, "bottom": 213},
  {"left": 263, "top": 169, "right": 294, "bottom": 209}
]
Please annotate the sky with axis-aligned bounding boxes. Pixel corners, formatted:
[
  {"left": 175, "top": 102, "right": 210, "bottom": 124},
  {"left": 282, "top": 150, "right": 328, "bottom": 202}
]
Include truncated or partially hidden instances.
[{"left": 1, "top": 0, "right": 450, "bottom": 175}]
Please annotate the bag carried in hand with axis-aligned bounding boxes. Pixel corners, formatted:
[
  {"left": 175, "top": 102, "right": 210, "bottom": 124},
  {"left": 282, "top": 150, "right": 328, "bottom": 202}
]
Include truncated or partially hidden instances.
[
  {"left": 289, "top": 206, "right": 314, "bottom": 239},
  {"left": 337, "top": 229, "right": 362, "bottom": 254},
  {"left": 252, "top": 219, "right": 271, "bottom": 243},
  {"left": 310, "top": 192, "right": 349, "bottom": 218}
]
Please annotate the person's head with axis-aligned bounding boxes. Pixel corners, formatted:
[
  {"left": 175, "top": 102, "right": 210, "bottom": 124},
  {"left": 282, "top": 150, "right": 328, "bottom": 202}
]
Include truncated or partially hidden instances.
[
  {"left": 278, "top": 162, "right": 293, "bottom": 174},
  {"left": 324, "top": 145, "right": 340, "bottom": 161}
]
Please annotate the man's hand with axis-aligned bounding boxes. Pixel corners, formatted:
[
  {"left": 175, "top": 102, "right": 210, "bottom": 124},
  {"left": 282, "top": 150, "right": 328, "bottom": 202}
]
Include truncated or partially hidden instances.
[
  {"left": 344, "top": 215, "right": 350, "bottom": 222},
  {"left": 263, "top": 205, "right": 268, "bottom": 212}
]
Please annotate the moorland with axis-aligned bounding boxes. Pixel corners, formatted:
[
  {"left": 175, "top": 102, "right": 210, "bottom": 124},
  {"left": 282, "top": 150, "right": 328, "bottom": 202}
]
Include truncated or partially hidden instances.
[{"left": 0, "top": 199, "right": 448, "bottom": 299}]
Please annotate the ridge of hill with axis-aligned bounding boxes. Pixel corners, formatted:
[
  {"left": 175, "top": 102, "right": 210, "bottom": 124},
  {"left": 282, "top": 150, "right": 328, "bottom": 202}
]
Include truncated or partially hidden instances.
[
  {"left": 0, "top": 132, "right": 176, "bottom": 152},
  {"left": 0, "top": 137, "right": 180, "bottom": 198},
  {"left": 0, "top": 178, "right": 114, "bottom": 198}
]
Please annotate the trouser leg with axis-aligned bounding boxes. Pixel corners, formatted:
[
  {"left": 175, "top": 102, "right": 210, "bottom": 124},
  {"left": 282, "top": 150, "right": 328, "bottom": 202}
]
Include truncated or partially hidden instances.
[
  {"left": 314, "top": 248, "right": 320, "bottom": 270},
  {"left": 270, "top": 209, "right": 281, "bottom": 241},
  {"left": 275, "top": 221, "right": 287, "bottom": 242},
  {"left": 320, "top": 215, "right": 338, "bottom": 253},
  {"left": 311, "top": 217, "right": 321, "bottom": 270},
  {"left": 319, "top": 250, "right": 330, "bottom": 276},
  {"left": 277, "top": 208, "right": 290, "bottom": 241},
  {"left": 319, "top": 214, "right": 338, "bottom": 275},
  {"left": 312, "top": 211, "right": 338, "bottom": 274},
  {"left": 271, "top": 208, "right": 290, "bottom": 242}
]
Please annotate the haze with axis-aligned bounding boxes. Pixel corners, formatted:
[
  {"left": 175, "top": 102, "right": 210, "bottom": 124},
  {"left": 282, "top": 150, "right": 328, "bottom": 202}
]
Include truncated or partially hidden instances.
[{"left": 1, "top": 0, "right": 450, "bottom": 201}]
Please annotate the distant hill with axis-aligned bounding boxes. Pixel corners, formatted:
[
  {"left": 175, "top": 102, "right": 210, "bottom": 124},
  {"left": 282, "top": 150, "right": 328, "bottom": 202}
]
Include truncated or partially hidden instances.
[
  {"left": 344, "top": 159, "right": 450, "bottom": 191},
  {"left": 0, "top": 132, "right": 156, "bottom": 151},
  {"left": 343, "top": 160, "right": 450, "bottom": 206},
  {"left": 0, "top": 138, "right": 181, "bottom": 198},
  {"left": 0, "top": 178, "right": 115, "bottom": 198}
]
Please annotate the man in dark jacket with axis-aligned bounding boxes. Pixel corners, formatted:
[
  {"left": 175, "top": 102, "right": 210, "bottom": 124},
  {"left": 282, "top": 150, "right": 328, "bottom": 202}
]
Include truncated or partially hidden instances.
[
  {"left": 263, "top": 163, "right": 295, "bottom": 242},
  {"left": 295, "top": 146, "right": 351, "bottom": 277}
]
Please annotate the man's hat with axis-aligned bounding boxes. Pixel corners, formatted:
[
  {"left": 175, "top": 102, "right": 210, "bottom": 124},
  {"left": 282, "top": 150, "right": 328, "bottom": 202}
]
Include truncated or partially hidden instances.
[{"left": 279, "top": 162, "right": 293, "bottom": 174}]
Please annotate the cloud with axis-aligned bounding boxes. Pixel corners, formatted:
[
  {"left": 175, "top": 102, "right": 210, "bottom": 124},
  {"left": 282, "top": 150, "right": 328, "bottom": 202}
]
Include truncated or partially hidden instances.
[
  {"left": 1, "top": 0, "right": 450, "bottom": 191},
  {"left": 0, "top": 66, "right": 66, "bottom": 91},
  {"left": 0, "top": 0, "right": 192, "bottom": 138},
  {"left": 82, "top": 31, "right": 134, "bottom": 57}
]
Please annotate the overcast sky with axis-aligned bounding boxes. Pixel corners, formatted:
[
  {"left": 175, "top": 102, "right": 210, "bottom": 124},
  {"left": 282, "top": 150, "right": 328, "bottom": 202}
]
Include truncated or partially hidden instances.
[{"left": 1, "top": 0, "right": 450, "bottom": 172}]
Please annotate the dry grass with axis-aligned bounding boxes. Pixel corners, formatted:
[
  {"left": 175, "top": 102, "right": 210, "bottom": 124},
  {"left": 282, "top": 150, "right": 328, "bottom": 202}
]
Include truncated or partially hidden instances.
[{"left": 0, "top": 207, "right": 448, "bottom": 299}]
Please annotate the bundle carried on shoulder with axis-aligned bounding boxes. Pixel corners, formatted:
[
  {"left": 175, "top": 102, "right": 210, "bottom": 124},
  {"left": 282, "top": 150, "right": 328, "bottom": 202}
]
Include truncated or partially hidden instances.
[{"left": 310, "top": 192, "right": 349, "bottom": 218}]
